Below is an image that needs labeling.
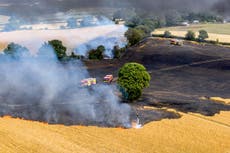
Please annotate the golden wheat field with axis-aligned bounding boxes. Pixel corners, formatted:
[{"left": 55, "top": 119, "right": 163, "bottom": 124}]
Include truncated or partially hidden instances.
[
  {"left": 153, "top": 23, "right": 230, "bottom": 43},
  {"left": 0, "top": 111, "right": 229, "bottom": 153},
  {"left": 210, "top": 97, "right": 230, "bottom": 105},
  {"left": 0, "top": 42, "right": 7, "bottom": 51}
]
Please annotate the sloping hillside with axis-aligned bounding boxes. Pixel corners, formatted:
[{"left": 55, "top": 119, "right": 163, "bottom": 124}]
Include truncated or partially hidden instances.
[{"left": 0, "top": 37, "right": 230, "bottom": 153}]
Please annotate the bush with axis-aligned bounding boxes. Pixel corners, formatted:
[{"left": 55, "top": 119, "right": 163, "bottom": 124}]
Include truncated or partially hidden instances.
[
  {"left": 118, "top": 63, "right": 151, "bottom": 101},
  {"left": 185, "top": 30, "right": 196, "bottom": 41},
  {"left": 113, "top": 46, "right": 126, "bottom": 59},
  {"left": 164, "top": 30, "right": 172, "bottom": 38},
  {"left": 198, "top": 30, "right": 209, "bottom": 41},
  {"left": 88, "top": 45, "right": 105, "bottom": 60},
  {"left": 125, "top": 28, "right": 144, "bottom": 46}
]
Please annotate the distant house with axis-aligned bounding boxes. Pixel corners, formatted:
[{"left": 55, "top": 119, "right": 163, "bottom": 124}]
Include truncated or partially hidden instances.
[
  {"left": 223, "top": 18, "right": 230, "bottom": 23},
  {"left": 114, "top": 18, "right": 125, "bottom": 25},
  {"left": 193, "top": 20, "right": 200, "bottom": 24},
  {"left": 181, "top": 21, "right": 190, "bottom": 26}
]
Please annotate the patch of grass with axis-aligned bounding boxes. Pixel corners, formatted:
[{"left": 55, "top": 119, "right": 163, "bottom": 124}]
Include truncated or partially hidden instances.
[
  {"left": 153, "top": 23, "right": 230, "bottom": 43},
  {"left": 155, "top": 23, "right": 230, "bottom": 35},
  {"left": 210, "top": 97, "right": 230, "bottom": 105}
]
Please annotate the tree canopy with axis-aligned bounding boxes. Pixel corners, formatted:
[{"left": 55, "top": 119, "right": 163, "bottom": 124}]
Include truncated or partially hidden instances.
[
  {"left": 48, "top": 40, "right": 67, "bottom": 60},
  {"left": 3, "top": 42, "right": 29, "bottom": 59},
  {"left": 125, "top": 28, "right": 144, "bottom": 46},
  {"left": 164, "top": 30, "right": 172, "bottom": 38},
  {"left": 118, "top": 63, "right": 151, "bottom": 101},
  {"left": 198, "top": 30, "right": 209, "bottom": 41},
  {"left": 88, "top": 45, "right": 105, "bottom": 60},
  {"left": 185, "top": 30, "right": 196, "bottom": 41}
]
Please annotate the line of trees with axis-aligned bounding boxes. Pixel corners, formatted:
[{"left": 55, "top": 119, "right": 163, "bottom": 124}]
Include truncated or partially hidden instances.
[
  {"left": 185, "top": 30, "right": 209, "bottom": 42},
  {"left": 155, "top": 29, "right": 209, "bottom": 42},
  {"left": 1, "top": 40, "right": 78, "bottom": 61},
  {"left": 113, "top": 9, "right": 224, "bottom": 27},
  {"left": 1, "top": 40, "right": 127, "bottom": 61}
]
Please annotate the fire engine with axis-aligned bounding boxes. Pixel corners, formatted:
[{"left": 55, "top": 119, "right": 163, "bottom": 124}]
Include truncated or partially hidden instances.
[
  {"left": 81, "top": 78, "right": 97, "bottom": 87},
  {"left": 170, "top": 39, "right": 183, "bottom": 46},
  {"left": 103, "top": 75, "right": 113, "bottom": 83}
]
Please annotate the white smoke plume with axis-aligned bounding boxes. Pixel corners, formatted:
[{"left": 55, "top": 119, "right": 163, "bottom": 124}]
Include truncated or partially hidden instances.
[
  {"left": 74, "top": 25, "right": 127, "bottom": 57},
  {"left": 0, "top": 45, "right": 131, "bottom": 127},
  {"left": 0, "top": 23, "right": 127, "bottom": 58}
]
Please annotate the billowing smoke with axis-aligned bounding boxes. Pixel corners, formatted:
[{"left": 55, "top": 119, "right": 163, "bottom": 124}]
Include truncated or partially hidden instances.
[
  {"left": 0, "top": 22, "right": 127, "bottom": 58},
  {"left": 0, "top": 45, "right": 131, "bottom": 127},
  {"left": 213, "top": 0, "right": 230, "bottom": 16},
  {"left": 0, "top": 0, "right": 220, "bottom": 19},
  {"left": 74, "top": 25, "right": 127, "bottom": 57}
]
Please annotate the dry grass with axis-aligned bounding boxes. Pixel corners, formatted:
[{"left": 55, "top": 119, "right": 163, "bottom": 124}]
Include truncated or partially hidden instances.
[
  {"left": 155, "top": 23, "right": 230, "bottom": 35},
  {"left": 153, "top": 30, "right": 230, "bottom": 43},
  {"left": 153, "top": 23, "right": 230, "bottom": 43},
  {"left": 0, "top": 42, "right": 7, "bottom": 51},
  {"left": 0, "top": 111, "right": 229, "bottom": 153},
  {"left": 210, "top": 97, "right": 230, "bottom": 105}
]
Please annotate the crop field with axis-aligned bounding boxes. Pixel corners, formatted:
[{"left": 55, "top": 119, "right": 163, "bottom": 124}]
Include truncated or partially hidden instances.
[
  {"left": 0, "top": 42, "right": 7, "bottom": 51},
  {"left": 153, "top": 23, "right": 230, "bottom": 43},
  {"left": 0, "top": 37, "right": 230, "bottom": 153},
  {"left": 0, "top": 111, "right": 229, "bottom": 153}
]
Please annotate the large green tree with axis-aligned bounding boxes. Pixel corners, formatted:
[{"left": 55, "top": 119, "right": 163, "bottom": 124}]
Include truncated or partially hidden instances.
[
  {"left": 125, "top": 28, "right": 144, "bottom": 46},
  {"left": 118, "top": 63, "right": 151, "bottom": 101},
  {"left": 48, "top": 40, "right": 67, "bottom": 60}
]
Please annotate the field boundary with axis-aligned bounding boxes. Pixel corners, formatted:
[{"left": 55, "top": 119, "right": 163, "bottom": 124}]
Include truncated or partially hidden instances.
[{"left": 149, "top": 58, "right": 230, "bottom": 74}]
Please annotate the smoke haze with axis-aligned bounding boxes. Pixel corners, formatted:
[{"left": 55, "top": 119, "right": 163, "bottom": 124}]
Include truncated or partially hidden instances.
[
  {"left": 0, "top": 0, "right": 229, "bottom": 19},
  {"left": 0, "top": 44, "right": 131, "bottom": 127}
]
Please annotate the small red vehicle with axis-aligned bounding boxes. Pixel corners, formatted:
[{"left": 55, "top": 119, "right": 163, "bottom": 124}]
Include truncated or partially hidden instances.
[{"left": 103, "top": 75, "right": 113, "bottom": 83}]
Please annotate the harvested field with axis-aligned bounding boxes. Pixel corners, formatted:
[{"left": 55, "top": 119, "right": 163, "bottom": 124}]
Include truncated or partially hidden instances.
[
  {"left": 153, "top": 23, "right": 230, "bottom": 43},
  {"left": 154, "top": 23, "right": 230, "bottom": 35}
]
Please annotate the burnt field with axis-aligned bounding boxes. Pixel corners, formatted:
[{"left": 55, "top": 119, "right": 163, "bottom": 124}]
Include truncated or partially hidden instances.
[
  {"left": 0, "top": 38, "right": 230, "bottom": 127},
  {"left": 85, "top": 38, "right": 230, "bottom": 124}
]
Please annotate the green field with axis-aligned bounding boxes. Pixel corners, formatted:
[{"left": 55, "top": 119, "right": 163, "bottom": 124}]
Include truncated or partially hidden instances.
[
  {"left": 153, "top": 23, "right": 230, "bottom": 43},
  {"left": 155, "top": 23, "right": 230, "bottom": 35}
]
